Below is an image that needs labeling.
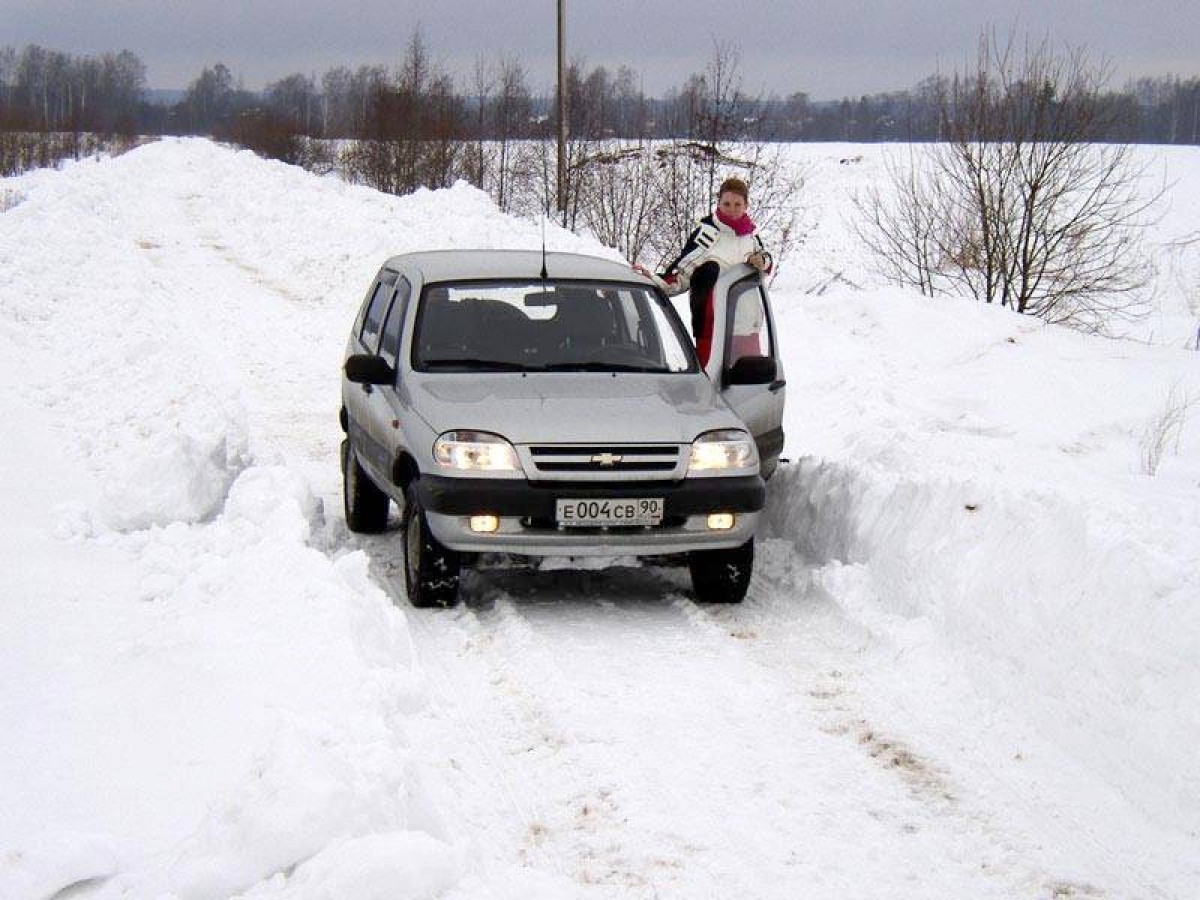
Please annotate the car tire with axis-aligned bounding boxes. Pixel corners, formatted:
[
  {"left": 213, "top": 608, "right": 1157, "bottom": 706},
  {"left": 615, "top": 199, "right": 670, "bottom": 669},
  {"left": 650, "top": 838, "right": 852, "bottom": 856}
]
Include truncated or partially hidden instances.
[
  {"left": 687, "top": 538, "right": 754, "bottom": 604},
  {"left": 342, "top": 439, "right": 389, "bottom": 533},
  {"left": 402, "top": 482, "right": 462, "bottom": 608}
]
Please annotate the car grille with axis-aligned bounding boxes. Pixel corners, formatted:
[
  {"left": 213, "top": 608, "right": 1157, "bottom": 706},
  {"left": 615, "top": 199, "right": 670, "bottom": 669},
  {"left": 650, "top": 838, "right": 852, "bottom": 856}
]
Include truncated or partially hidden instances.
[{"left": 522, "top": 444, "right": 685, "bottom": 481}]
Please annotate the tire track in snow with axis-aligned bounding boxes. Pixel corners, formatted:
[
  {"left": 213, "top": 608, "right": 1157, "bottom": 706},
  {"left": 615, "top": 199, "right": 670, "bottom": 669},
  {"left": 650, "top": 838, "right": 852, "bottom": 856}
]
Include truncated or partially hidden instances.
[
  {"left": 672, "top": 542, "right": 959, "bottom": 806},
  {"left": 403, "top": 560, "right": 1088, "bottom": 900},
  {"left": 467, "top": 580, "right": 677, "bottom": 892},
  {"left": 458, "top": 567, "right": 728, "bottom": 895},
  {"left": 678, "top": 540, "right": 1124, "bottom": 900},
  {"left": 370, "top": 555, "right": 664, "bottom": 894},
  {"left": 377, "top": 558, "right": 724, "bottom": 895}
]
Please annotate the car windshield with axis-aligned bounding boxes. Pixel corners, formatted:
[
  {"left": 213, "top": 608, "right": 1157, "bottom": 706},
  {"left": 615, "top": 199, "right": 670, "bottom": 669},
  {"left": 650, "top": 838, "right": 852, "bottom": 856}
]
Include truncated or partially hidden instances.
[{"left": 411, "top": 280, "right": 697, "bottom": 373}]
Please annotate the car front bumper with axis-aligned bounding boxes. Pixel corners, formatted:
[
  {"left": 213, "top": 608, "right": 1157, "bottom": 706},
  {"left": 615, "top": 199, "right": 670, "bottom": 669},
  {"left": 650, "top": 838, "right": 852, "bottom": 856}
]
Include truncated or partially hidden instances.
[{"left": 417, "top": 474, "right": 764, "bottom": 556}]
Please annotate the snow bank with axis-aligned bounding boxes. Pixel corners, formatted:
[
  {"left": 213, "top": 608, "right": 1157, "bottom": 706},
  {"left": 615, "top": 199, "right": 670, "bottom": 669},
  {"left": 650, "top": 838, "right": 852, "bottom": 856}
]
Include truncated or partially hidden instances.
[
  {"left": 237, "top": 833, "right": 460, "bottom": 900},
  {"left": 0, "top": 448, "right": 456, "bottom": 898},
  {"left": 764, "top": 285, "right": 1200, "bottom": 833},
  {"left": 0, "top": 142, "right": 509, "bottom": 899},
  {"left": 1, "top": 145, "right": 252, "bottom": 531}
]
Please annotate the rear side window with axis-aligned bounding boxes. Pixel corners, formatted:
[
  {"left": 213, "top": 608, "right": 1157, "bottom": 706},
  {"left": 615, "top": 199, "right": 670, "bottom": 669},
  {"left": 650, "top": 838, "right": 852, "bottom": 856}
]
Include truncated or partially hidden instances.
[
  {"left": 359, "top": 281, "right": 394, "bottom": 353},
  {"left": 378, "top": 277, "right": 411, "bottom": 366}
]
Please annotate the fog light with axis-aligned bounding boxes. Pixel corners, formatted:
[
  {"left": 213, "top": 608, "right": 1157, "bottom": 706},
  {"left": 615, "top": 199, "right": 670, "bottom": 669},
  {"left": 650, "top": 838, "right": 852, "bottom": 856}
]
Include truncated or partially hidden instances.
[
  {"left": 707, "top": 513, "right": 735, "bottom": 531},
  {"left": 469, "top": 515, "right": 500, "bottom": 533}
]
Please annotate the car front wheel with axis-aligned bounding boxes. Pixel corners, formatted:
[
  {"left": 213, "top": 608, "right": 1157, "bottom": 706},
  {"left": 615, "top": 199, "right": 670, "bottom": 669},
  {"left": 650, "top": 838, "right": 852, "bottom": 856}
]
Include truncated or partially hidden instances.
[
  {"left": 688, "top": 538, "right": 754, "bottom": 604},
  {"left": 403, "top": 483, "right": 462, "bottom": 608}
]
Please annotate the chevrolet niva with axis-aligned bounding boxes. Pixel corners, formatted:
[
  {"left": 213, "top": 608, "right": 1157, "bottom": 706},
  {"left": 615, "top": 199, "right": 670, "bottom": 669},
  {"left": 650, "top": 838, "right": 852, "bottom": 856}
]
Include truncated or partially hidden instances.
[{"left": 340, "top": 250, "right": 785, "bottom": 607}]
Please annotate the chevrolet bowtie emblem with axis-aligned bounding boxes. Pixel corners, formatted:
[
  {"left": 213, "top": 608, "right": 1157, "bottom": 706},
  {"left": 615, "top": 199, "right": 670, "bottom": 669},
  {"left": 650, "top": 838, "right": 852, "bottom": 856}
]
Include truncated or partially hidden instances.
[{"left": 592, "top": 453, "right": 623, "bottom": 466}]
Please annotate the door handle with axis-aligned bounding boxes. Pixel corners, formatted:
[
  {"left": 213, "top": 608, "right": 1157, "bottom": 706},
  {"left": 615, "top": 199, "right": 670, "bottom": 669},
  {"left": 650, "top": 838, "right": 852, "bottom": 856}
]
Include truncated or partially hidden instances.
[{"left": 769, "top": 379, "right": 786, "bottom": 392}]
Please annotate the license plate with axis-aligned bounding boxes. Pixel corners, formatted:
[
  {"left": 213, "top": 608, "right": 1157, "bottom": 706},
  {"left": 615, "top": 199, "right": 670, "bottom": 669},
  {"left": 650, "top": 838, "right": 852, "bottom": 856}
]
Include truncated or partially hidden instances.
[{"left": 556, "top": 497, "right": 664, "bottom": 527}]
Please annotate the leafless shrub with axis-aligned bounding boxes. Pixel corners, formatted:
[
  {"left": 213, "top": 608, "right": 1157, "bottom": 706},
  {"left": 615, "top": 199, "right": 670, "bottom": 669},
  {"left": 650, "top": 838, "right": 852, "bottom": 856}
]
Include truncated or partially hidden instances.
[
  {"left": 493, "top": 134, "right": 805, "bottom": 273},
  {"left": 634, "top": 42, "right": 806, "bottom": 274},
  {"left": 643, "top": 139, "right": 805, "bottom": 274},
  {"left": 1173, "top": 231, "right": 1200, "bottom": 350},
  {"left": 295, "top": 137, "right": 338, "bottom": 175},
  {"left": 222, "top": 110, "right": 304, "bottom": 165},
  {"left": 862, "top": 31, "right": 1163, "bottom": 333},
  {"left": 532, "top": 41, "right": 806, "bottom": 272},
  {"left": 855, "top": 148, "right": 942, "bottom": 296},
  {"left": 0, "top": 130, "right": 113, "bottom": 176},
  {"left": 1139, "top": 383, "right": 1196, "bottom": 475},
  {"left": 570, "top": 142, "right": 660, "bottom": 261}
]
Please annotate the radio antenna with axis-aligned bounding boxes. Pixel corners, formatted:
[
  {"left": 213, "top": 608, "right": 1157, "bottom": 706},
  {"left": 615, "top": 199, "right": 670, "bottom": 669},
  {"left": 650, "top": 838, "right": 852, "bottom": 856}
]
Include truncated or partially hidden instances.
[{"left": 539, "top": 214, "right": 548, "bottom": 280}]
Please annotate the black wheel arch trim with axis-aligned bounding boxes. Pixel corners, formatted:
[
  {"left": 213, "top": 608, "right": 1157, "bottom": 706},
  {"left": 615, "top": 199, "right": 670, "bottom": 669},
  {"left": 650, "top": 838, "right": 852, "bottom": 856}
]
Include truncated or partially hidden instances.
[
  {"left": 755, "top": 426, "right": 785, "bottom": 467},
  {"left": 392, "top": 452, "right": 420, "bottom": 491}
]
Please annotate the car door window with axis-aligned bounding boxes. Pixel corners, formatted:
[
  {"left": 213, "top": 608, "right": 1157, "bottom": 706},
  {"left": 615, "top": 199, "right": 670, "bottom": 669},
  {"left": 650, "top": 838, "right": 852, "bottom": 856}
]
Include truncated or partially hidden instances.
[
  {"left": 359, "top": 280, "right": 394, "bottom": 353},
  {"left": 725, "top": 282, "right": 774, "bottom": 367},
  {"left": 378, "top": 277, "right": 411, "bottom": 367}
]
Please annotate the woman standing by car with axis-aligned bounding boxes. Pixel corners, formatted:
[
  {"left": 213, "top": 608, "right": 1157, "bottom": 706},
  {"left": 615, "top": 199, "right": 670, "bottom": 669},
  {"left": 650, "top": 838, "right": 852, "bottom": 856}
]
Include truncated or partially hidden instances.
[{"left": 636, "top": 177, "right": 773, "bottom": 367}]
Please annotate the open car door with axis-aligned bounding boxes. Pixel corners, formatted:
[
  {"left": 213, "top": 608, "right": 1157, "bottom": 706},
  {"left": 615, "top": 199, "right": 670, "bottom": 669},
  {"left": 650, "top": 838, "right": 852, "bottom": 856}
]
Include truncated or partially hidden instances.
[{"left": 705, "top": 265, "right": 786, "bottom": 478}]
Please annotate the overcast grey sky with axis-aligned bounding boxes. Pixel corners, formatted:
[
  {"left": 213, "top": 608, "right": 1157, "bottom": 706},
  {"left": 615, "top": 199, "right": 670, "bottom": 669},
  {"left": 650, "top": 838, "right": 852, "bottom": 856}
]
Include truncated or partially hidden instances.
[{"left": 3, "top": 0, "right": 1197, "bottom": 98}]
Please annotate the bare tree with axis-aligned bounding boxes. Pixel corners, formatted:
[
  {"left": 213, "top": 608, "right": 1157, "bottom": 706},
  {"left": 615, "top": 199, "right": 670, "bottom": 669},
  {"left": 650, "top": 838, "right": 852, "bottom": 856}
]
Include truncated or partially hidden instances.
[
  {"left": 492, "top": 57, "right": 531, "bottom": 211},
  {"left": 341, "top": 27, "right": 467, "bottom": 196},
  {"left": 183, "top": 63, "right": 236, "bottom": 132},
  {"left": 465, "top": 55, "right": 494, "bottom": 191},
  {"left": 854, "top": 148, "right": 942, "bottom": 296},
  {"left": 862, "top": 31, "right": 1162, "bottom": 333},
  {"left": 546, "top": 43, "right": 804, "bottom": 271},
  {"left": 641, "top": 42, "right": 804, "bottom": 272},
  {"left": 265, "top": 73, "right": 316, "bottom": 133}
]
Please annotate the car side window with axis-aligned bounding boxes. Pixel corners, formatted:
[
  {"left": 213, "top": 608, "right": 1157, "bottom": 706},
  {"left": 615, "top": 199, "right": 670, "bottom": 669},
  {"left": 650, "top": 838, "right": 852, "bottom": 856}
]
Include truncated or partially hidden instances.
[
  {"left": 359, "top": 280, "right": 394, "bottom": 353},
  {"left": 378, "top": 276, "right": 411, "bottom": 367},
  {"left": 725, "top": 282, "right": 774, "bottom": 368}
]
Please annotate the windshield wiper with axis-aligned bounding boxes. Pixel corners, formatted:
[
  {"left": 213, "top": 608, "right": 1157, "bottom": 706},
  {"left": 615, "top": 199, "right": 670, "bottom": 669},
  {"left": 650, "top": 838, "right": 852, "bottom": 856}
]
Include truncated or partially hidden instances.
[
  {"left": 542, "top": 362, "right": 669, "bottom": 373},
  {"left": 422, "top": 358, "right": 535, "bottom": 371}
]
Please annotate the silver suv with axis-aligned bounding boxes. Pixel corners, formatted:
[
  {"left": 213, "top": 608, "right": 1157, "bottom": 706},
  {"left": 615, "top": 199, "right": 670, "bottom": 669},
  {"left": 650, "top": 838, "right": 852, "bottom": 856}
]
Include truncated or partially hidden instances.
[{"left": 340, "top": 250, "right": 785, "bottom": 607}]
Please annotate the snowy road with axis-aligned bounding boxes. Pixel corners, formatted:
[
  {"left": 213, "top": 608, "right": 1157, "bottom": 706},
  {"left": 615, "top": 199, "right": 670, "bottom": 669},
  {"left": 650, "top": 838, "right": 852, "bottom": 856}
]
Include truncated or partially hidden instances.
[
  {"left": 2, "top": 140, "right": 1198, "bottom": 900},
  {"left": 369, "top": 554, "right": 1160, "bottom": 900}
]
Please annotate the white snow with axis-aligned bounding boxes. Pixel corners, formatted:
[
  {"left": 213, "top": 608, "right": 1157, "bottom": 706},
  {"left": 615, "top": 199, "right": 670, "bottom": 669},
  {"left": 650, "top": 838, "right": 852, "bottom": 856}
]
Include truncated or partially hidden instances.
[{"left": 1, "top": 138, "right": 1198, "bottom": 899}]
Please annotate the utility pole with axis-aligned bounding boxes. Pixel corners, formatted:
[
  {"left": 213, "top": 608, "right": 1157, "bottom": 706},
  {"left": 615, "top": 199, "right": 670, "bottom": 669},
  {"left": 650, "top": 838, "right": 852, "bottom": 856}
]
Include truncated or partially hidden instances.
[{"left": 556, "top": 0, "right": 568, "bottom": 219}]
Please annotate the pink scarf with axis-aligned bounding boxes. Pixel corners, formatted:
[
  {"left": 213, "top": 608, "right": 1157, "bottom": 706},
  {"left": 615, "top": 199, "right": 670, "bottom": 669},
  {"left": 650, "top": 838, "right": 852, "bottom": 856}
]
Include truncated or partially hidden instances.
[{"left": 716, "top": 208, "right": 756, "bottom": 236}]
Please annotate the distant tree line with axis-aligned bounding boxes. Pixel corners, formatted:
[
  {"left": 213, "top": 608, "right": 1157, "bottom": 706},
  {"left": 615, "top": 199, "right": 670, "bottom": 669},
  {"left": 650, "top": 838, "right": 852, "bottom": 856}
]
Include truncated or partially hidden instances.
[
  {"left": 0, "top": 45, "right": 153, "bottom": 175},
  {"left": 170, "top": 61, "right": 1200, "bottom": 147},
  {"left": 0, "top": 44, "right": 147, "bottom": 133},
  {"left": 2, "top": 41, "right": 1199, "bottom": 149}
]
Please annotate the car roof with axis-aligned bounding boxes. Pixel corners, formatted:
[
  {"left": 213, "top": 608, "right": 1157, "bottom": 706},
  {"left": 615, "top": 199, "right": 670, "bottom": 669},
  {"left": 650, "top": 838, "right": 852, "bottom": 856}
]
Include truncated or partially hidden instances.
[{"left": 381, "top": 249, "right": 650, "bottom": 285}]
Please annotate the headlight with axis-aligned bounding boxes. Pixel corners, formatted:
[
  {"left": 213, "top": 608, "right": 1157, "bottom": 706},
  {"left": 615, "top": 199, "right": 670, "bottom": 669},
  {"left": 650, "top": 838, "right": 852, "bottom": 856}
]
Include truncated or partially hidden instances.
[
  {"left": 688, "top": 429, "right": 757, "bottom": 475},
  {"left": 433, "top": 431, "right": 522, "bottom": 472}
]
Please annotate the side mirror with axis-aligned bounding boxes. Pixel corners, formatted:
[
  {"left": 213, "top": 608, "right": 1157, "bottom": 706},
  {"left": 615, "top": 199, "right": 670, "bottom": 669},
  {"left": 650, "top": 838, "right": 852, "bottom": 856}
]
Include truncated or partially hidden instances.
[
  {"left": 344, "top": 354, "right": 396, "bottom": 386},
  {"left": 723, "top": 354, "right": 776, "bottom": 387}
]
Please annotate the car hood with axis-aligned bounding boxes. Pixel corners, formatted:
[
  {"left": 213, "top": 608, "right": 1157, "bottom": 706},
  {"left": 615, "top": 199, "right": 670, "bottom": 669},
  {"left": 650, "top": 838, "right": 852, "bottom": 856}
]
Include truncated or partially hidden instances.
[{"left": 407, "top": 373, "right": 741, "bottom": 445}]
